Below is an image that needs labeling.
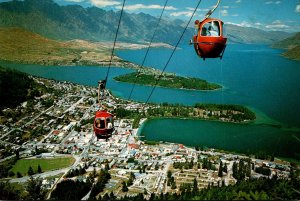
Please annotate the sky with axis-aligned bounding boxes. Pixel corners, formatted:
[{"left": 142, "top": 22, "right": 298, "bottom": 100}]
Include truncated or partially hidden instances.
[{"left": 1, "top": 0, "right": 300, "bottom": 32}]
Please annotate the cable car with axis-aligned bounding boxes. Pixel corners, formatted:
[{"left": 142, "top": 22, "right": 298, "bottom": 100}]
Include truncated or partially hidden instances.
[
  {"left": 93, "top": 110, "right": 114, "bottom": 138},
  {"left": 192, "top": 18, "right": 227, "bottom": 59}
]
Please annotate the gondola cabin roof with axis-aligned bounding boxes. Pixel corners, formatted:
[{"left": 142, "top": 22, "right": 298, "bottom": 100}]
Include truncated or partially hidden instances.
[{"left": 95, "top": 110, "right": 113, "bottom": 119}]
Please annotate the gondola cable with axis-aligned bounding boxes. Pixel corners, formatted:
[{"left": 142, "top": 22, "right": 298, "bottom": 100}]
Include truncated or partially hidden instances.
[
  {"left": 97, "top": 0, "right": 126, "bottom": 105},
  {"left": 104, "top": 0, "right": 126, "bottom": 84},
  {"left": 127, "top": 0, "right": 169, "bottom": 100},
  {"left": 94, "top": 0, "right": 126, "bottom": 138},
  {"left": 144, "top": 0, "right": 203, "bottom": 104}
]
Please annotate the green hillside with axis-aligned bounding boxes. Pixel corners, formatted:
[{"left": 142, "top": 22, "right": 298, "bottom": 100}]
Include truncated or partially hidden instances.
[
  {"left": 0, "top": 27, "right": 112, "bottom": 65},
  {"left": 0, "top": 66, "right": 45, "bottom": 110},
  {"left": 272, "top": 32, "right": 300, "bottom": 49},
  {"left": 272, "top": 32, "right": 300, "bottom": 60},
  {"left": 283, "top": 46, "right": 300, "bottom": 60}
]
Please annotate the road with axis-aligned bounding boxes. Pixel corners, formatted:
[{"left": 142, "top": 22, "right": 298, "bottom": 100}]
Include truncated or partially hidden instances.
[{"left": 9, "top": 167, "right": 69, "bottom": 183}]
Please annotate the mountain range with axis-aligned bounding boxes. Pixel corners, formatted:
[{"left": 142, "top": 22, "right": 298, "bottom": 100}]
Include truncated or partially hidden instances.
[{"left": 0, "top": 0, "right": 294, "bottom": 45}]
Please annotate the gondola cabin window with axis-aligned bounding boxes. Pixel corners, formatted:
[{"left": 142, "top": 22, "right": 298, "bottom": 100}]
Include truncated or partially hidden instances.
[
  {"left": 95, "top": 118, "right": 106, "bottom": 129},
  {"left": 201, "top": 21, "right": 220, "bottom": 37}
]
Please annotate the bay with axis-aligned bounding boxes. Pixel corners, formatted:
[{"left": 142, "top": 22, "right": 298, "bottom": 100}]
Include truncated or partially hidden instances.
[{"left": 139, "top": 118, "right": 300, "bottom": 158}]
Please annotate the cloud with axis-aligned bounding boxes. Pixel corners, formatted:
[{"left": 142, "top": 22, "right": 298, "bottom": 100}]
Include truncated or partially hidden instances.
[
  {"left": 64, "top": 0, "right": 84, "bottom": 2},
  {"left": 226, "top": 21, "right": 251, "bottom": 27},
  {"left": 220, "top": 10, "right": 228, "bottom": 16},
  {"left": 296, "top": 5, "right": 300, "bottom": 12},
  {"left": 265, "top": 24, "right": 289, "bottom": 29},
  {"left": 226, "top": 21, "right": 263, "bottom": 28},
  {"left": 272, "top": 20, "right": 282, "bottom": 24},
  {"left": 185, "top": 7, "right": 208, "bottom": 12},
  {"left": 116, "top": 4, "right": 177, "bottom": 11},
  {"left": 264, "top": 20, "right": 289, "bottom": 31},
  {"left": 265, "top": 1, "right": 281, "bottom": 4},
  {"left": 223, "top": 6, "right": 229, "bottom": 9},
  {"left": 231, "top": 14, "right": 239, "bottom": 17},
  {"left": 170, "top": 11, "right": 193, "bottom": 17},
  {"left": 227, "top": 20, "right": 298, "bottom": 32},
  {"left": 90, "top": 0, "right": 121, "bottom": 7},
  {"left": 186, "top": 7, "right": 195, "bottom": 11},
  {"left": 235, "top": 0, "right": 241, "bottom": 3}
]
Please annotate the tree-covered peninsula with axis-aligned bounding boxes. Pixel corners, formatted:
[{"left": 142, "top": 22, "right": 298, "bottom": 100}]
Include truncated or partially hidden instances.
[{"left": 114, "top": 72, "right": 221, "bottom": 91}]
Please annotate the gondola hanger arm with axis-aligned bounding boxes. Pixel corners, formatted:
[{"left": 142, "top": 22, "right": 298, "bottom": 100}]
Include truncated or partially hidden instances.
[{"left": 204, "top": 0, "right": 221, "bottom": 20}]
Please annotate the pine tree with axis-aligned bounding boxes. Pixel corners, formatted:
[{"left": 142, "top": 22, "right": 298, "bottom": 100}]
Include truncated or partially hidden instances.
[
  {"left": 192, "top": 178, "right": 198, "bottom": 194},
  {"left": 26, "top": 176, "right": 46, "bottom": 200},
  {"left": 17, "top": 172, "right": 22, "bottom": 178},
  {"left": 15, "top": 149, "right": 20, "bottom": 160},
  {"left": 223, "top": 163, "right": 228, "bottom": 173},
  {"left": 218, "top": 160, "right": 223, "bottom": 177},
  {"left": 232, "top": 162, "right": 238, "bottom": 179},
  {"left": 110, "top": 192, "right": 116, "bottom": 200},
  {"left": 171, "top": 180, "right": 177, "bottom": 189},
  {"left": 122, "top": 181, "right": 128, "bottom": 192},
  {"left": 28, "top": 166, "right": 34, "bottom": 176},
  {"left": 222, "top": 180, "right": 225, "bottom": 187},
  {"left": 37, "top": 164, "right": 42, "bottom": 173},
  {"left": 167, "top": 170, "right": 172, "bottom": 179}
]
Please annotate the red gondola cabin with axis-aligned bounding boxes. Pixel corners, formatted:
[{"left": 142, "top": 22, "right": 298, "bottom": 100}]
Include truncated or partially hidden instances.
[
  {"left": 193, "top": 18, "right": 227, "bottom": 59},
  {"left": 93, "top": 110, "right": 114, "bottom": 137}
]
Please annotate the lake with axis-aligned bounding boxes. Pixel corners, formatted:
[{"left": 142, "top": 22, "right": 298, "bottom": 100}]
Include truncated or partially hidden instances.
[
  {"left": 1, "top": 44, "right": 300, "bottom": 158},
  {"left": 138, "top": 118, "right": 300, "bottom": 158}
]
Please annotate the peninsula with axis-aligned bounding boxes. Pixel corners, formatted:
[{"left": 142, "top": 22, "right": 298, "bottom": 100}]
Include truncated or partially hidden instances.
[{"left": 114, "top": 72, "right": 221, "bottom": 91}]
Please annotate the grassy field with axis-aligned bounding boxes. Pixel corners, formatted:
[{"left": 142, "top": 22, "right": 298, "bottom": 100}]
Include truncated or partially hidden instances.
[{"left": 10, "top": 157, "right": 75, "bottom": 176}]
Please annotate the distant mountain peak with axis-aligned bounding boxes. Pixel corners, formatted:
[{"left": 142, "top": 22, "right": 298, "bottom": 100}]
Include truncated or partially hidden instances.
[{"left": 0, "top": 0, "right": 292, "bottom": 44}]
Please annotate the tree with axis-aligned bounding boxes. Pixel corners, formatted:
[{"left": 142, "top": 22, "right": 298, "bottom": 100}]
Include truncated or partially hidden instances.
[
  {"left": 28, "top": 166, "right": 34, "bottom": 176},
  {"left": 218, "top": 160, "right": 223, "bottom": 177},
  {"left": 26, "top": 176, "right": 46, "bottom": 200},
  {"left": 17, "top": 172, "right": 22, "bottom": 178},
  {"left": 221, "top": 180, "right": 225, "bottom": 187},
  {"left": 51, "top": 179, "right": 90, "bottom": 200},
  {"left": 37, "top": 165, "right": 42, "bottom": 174},
  {"left": 232, "top": 162, "right": 238, "bottom": 179},
  {"left": 127, "top": 172, "right": 135, "bottom": 186},
  {"left": 110, "top": 192, "right": 116, "bottom": 200},
  {"left": 167, "top": 170, "right": 172, "bottom": 179},
  {"left": 122, "top": 181, "right": 128, "bottom": 192},
  {"left": 171, "top": 179, "right": 176, "bottom": 190},
  {"left": 8, "top": 171, "right": 15, "bottom": 177},
  {"left": 15, "top": 149, "right": 20, "bottom": 160},
  {"left": 102, "top": 193, "right": 110, "bottom": 201},
  {"left": 0, "top": 181, "right": 21, "bottom": 200},
  {"left": 34, "top": 146, "right": 38, "bottom": 156},
  {"left": 192, "top": 178, "right": 198, "bottom": 194},
  {"left": 223, "top": 163, "right": 228, "bottom": 173}
]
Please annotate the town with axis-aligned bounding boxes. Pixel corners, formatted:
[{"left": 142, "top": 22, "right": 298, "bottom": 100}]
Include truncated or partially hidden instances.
[{"left": 0, "top": 76, "right": 294, "bottom": 200}]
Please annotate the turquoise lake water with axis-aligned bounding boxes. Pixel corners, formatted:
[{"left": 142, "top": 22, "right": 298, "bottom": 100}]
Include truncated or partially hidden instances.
[{"left": 1, "top": 44, "right": 300, "bottom": 158}]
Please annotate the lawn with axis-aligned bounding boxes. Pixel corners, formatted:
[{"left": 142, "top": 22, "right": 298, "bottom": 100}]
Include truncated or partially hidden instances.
[{"left": 11, "top": 157, "right": 75, "bottom": 176}]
